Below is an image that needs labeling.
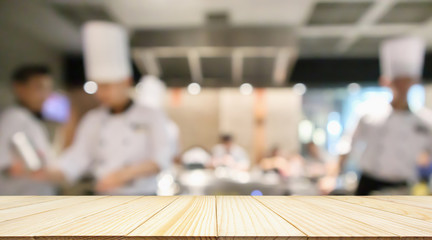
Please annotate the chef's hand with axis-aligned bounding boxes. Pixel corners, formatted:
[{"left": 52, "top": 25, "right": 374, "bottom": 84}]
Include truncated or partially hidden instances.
[
  {"left": 8, "top": 160, "right": 53, "bottom": 183},
  {"left": 417, "top": 152, "right": 431, "bottom": 167},
  {"left": 95, "top": 169, "right": 129, "bottom": 193},
  {"left": 318, "top": 175, "right": 337, "bottom": 195},
  {"left": 95, "top": 161, "right": 161, "bottom": 193},
  {"left": 8, "top": 158, "right": 26, "bottom": 177},
  {"left": 27, "top": 168, "right": 67, "bottom": 184},
  {"left": 30, "top": 169, "right": 52, "bottom": 182}
]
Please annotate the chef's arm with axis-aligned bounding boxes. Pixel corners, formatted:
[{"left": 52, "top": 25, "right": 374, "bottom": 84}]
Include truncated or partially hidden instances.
[
  {"left": 42, "top": 112, "right": 98, "bottom": 185},
  {"left": 318, "top": 120, "right": 361, "bottom": 194},
  {"left": 327, "top": 153, "right": 349, "bottom": 177},
  {"left": 318, "top": 154, "right": 347, "bottom": 195},
  {"left": 0, "top": 113, "right": 26, "bottom": 172},
  {"left": 95, "top": 160, "right": 161, "bottom": 193},
  {"left": 331, "top": 117, "right": 365, "bottom": 177},
  {"left": 417, "top": 152, "right": 431, "bottom": 167},
  {"left": 31, "top": 167, "right": 68, "bottom": 183},
  {"left": 117, "top": 161, "right": 160, "bottom": 183}
]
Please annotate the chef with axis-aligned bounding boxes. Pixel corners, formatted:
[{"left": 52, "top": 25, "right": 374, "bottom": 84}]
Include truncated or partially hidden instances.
[
  {"left": 37, "top": 21, "right": 170, "bottom": 195},
  {"left": 0, "top": 65, "right": 56, "bottom": 195},
  {"left": 136, "top": 75, "right": 180, "bottom": 164},
  {"left": 212, "top": 134, "right": 250, "bottom": 171},
  {"left": 328, "top": 36, "right": 432, "bottom": 195}
]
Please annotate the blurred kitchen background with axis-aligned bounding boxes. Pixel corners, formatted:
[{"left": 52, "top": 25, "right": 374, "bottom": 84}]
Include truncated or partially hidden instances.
[{"left": 1, "top": 0, "right": 432, "bottom": 196}]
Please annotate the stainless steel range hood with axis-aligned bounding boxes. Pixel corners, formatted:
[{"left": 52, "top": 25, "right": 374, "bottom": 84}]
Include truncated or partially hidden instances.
[{"left": 131, "top": 26, "right": 298, "bottom": 87}]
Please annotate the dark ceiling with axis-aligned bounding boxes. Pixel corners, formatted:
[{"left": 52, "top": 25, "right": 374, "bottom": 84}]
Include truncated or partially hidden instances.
[{"left": 63, "top": 53, "right": 432, "bottom": 89}]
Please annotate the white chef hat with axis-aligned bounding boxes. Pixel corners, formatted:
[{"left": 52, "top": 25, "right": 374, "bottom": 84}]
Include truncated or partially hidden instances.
[
  {"left": 135, "top": 75, "right": 167, "bottom": 110},
  {"left": 380, "top": 36, "right": 425, "bottom": 81},
  {"left": 82, "top": 21, "right": 131, "bottom": 83}
]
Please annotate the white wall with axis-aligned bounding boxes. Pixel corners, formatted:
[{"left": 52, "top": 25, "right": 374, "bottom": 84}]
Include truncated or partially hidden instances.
[{"left": 165, "top": 88, "right": 301, "bottom": 163}]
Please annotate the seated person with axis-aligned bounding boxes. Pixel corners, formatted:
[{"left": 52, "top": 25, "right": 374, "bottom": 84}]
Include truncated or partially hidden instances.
[{"left": 211, "top": 134, "right": 250, "bottom": 171}]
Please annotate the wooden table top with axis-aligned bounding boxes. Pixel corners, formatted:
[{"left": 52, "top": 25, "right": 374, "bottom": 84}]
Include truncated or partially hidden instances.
[{"left": 0, "top": 196, "right": 431, "bottom": 239}]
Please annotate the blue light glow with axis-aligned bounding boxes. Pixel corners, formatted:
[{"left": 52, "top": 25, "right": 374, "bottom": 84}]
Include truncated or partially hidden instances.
[{"left": 251, "top": 190, "right": 263, "bottom": 196}]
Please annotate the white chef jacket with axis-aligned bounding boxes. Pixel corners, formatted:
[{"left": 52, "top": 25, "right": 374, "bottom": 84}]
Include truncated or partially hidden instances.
[
  {"left": 351, "top": 104, "right": 432, "bottom": 182},
  {"left": 59, "top": 103, "right": 171, "bottom": 195},
  {"left": 0, "top": 105, "right": 55, "bottom": 195},
  {"left": 166, "top": 119, "right": 180, "bottom": 161}
]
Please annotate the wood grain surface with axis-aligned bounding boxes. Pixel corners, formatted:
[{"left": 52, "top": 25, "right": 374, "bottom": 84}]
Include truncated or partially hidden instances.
[{"left": 0, "top": 196, "right": 431, "bottom": 239}]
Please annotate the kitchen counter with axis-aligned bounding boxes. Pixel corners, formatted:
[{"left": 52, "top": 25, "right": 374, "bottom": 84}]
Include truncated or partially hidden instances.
[{"left": 0, "top": 195, "right": 431, "bottom": 239}]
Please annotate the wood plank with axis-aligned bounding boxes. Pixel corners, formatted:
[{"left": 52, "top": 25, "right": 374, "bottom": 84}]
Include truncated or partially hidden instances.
[
  {"left": 254, "top": 196, "right": 396, "bottom": 238},
  {"left": 0, "top": 196, "right": 69, "bottom": 210},
  {"left": 216, "top": 196, "right": 305, "bottom": 239},
  {"left": 128, "top": 196, "right": 217, "bottom": 239},
  {"left": 0, "top": 196, "right": 431, "bottom": 239},
  {"left": 330, "top": 196, "right": 432, "bottom": 222},
  {"left": 0, "top": 196, "right": 32, "bottom": 204},
  {"left": 294, "top": 196, "right": 432, "bottom": 237},
  {"left": 0, "top": 196, "right": 104, "bottom": 222},
  {"left": 0, "top": 196, "right": 138, "bottom": 237},
  {"left": 35, "top": 196, "right": 177, "bottom": 239},
  {"left": 368, "top": 196, "right": 432, "bottom": 210}
]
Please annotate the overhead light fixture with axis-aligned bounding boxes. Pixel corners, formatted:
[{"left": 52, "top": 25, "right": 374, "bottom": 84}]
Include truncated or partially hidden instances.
[
  {"left": 298, "top": 119, "right": 314, "bottom": 144},
  {"left": 239, "top": 83, "right": 253, "bottom": 95},
  {"left": 327, "top": 120, "right": 342, "bottom": 136},
  {"left": 347, "top": 83, "right": 361, "bottom": 94},
  {"left": 187, "top": 82, "right": 201, "bottom": 95},
  {"left": 83, "top": 81, "right": 98, "bottom": 94},
  {"left": 293, "top": 83, "right": 306, "bottom": 95},
  {"left": 312, "top": 128, "right": 326, "bottom": 146}
]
